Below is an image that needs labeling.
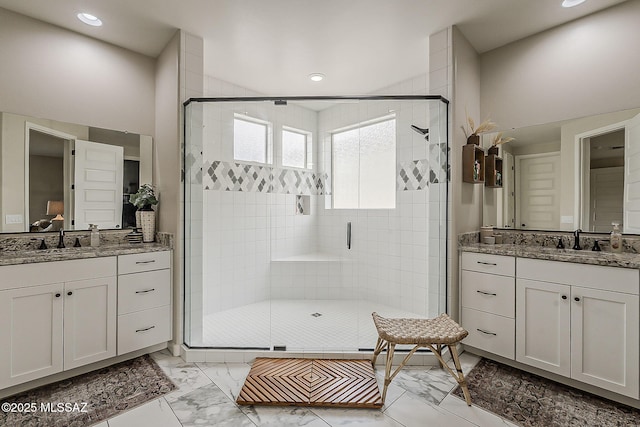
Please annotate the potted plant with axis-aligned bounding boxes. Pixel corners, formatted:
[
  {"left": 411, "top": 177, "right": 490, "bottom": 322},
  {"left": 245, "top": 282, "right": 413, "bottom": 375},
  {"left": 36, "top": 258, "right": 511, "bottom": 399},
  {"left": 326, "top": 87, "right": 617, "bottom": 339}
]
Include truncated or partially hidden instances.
[
  {"left": 461, "top": 110, "right": 497, "bottom": 145},
  {"left": 488, "top": 132, "right": 515, "bottom": 155},
  {"left": 129, "top": 184, "right": 158, "bottom": 242}
]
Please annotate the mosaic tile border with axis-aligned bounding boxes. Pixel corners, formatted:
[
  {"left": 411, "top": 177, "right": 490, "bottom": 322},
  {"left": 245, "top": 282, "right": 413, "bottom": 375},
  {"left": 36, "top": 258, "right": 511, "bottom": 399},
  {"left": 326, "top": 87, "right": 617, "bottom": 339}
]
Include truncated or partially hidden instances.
[
  {"left": 203, "top": 160, "right": 327, "bottom": 195},
  {"left": 200, "top": 157, "right": 445, "bottom": 194}
]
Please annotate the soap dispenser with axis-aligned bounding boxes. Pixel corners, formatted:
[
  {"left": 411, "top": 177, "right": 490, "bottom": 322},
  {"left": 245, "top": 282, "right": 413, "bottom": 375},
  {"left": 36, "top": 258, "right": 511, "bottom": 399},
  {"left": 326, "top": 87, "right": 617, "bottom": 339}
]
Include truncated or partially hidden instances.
[
  {"left": 89, "top": 224, "right": 100, "bottom": 247},
  {"left": 610, "top": 222, "right": 622, "bottom": 253}
]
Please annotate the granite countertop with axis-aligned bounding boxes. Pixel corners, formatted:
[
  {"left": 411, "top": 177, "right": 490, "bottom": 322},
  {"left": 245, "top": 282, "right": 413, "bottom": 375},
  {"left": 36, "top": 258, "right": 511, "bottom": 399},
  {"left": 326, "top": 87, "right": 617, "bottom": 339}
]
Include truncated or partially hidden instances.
[
  {"left": 459, "top": 243, "right": 640, "bottom": 269},
  {"left": 0, "top": 243, "right": 171, "bottom": 267}
]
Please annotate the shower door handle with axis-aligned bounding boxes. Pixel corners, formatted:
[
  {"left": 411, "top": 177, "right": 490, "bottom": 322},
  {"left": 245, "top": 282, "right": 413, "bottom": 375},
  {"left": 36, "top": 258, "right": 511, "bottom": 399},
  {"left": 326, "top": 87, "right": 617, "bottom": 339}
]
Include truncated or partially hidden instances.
[{"left": 347, "top": 222, "right": 351, "bottom": 250}]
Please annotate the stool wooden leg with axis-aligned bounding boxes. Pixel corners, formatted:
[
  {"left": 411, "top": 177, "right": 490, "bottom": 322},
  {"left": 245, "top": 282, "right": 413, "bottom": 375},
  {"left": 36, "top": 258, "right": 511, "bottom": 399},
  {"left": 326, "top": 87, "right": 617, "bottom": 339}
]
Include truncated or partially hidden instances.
[
  {"left": 435, "top": 344, "right": 444, "bottom": 369},
  {"left": 382, "top": 342, "right": 395, "bottom": 403},
  {"left": 448, "top": 344, "right": 472, "bottom": 406},
  {"left": 372, "top": 336, "right": 384, "bottom": 367}
]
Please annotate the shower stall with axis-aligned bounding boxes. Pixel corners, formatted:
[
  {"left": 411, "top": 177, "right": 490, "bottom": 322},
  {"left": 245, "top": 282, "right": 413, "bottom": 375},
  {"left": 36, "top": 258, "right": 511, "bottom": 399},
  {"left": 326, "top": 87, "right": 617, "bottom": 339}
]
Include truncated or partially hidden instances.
[{"left": 184, "top": 96, "right": 449, "bottom": 352}]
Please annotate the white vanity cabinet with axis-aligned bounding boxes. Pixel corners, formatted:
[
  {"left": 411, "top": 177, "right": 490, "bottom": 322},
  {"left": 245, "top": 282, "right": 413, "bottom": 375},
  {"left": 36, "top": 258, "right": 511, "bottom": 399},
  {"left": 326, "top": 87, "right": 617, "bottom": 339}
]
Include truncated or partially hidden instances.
[
  {"left": 117, "top": 251, "right": 172, "bottom": 355},
  {"left": 516, "top": 258, "right": 639, "bottom": 398},
  {"left": 0, "top": 258, "right": 117, "bottom": 389},
  {"left": 460, "top": 252, "right": 516, "bottom": 359}
]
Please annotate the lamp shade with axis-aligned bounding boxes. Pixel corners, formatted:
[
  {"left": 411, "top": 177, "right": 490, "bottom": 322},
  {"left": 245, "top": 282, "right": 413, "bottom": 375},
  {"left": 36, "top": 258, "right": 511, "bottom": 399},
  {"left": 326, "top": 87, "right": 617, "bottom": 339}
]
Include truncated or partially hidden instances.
[{"left": 46, "top": 200, "right": 64, "bottom": 220}]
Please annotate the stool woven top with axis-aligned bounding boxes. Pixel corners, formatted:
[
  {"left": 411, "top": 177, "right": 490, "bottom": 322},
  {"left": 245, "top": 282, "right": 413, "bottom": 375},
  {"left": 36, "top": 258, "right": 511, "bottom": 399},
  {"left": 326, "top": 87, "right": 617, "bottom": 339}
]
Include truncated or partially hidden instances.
[{"left": 372, "top": 312, "right": 468, "bottom": 345}]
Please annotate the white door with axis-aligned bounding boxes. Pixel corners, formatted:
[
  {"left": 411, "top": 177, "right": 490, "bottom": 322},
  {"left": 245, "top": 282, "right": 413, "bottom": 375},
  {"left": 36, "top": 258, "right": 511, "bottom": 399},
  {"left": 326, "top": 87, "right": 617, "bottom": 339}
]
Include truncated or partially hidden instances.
[
  {"left": 63, "top": 277, "right": 117, "bottom": 370},
  {"left": 0, "top": 284, "right": 64, "bottom": 388},
  {"left": 571, "top": 286, "right": 639, "bottom": 398},
  {"left": 503, "top": 152, "right": 515, "bottom": 228},
  {"left": 623, "top": 113, "right": 640, "bottom": 233},
  {"left": 589, "top": 167, "right": 624, "bottom": 232},
  {"left": 516, "top": 152, "right": 561, "bottom": 229},
  {"left": 74, "top": 140, "right": 123, "bottom": 230},
  {"left": 515, "top": 278, "right": 570, "bottom": 377}
]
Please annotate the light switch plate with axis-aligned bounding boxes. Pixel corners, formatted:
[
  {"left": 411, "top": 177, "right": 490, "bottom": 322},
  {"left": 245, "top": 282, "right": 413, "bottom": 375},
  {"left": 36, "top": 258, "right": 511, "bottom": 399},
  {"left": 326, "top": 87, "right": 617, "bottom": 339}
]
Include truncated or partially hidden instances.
[
  {"left": 561, "top": 215, "right": 574, "bottom": 224},
  {"left": 5, "top": 214, "right": 23, "bottom": 224}
]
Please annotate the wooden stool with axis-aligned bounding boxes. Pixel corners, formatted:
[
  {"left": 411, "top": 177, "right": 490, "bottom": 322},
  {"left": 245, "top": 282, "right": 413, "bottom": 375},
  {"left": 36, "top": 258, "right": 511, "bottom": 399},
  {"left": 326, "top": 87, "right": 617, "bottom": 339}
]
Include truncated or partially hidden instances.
[{"left": 371, "top": 312, "right": 472, "bottom": 405}]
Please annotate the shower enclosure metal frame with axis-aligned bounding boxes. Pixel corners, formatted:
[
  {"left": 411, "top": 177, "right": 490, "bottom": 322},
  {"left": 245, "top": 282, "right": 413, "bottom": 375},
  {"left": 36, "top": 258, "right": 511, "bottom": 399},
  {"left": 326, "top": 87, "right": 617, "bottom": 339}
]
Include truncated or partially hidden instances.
[{"left": 183, "top": 95, "right": 449, "bottom": 350}]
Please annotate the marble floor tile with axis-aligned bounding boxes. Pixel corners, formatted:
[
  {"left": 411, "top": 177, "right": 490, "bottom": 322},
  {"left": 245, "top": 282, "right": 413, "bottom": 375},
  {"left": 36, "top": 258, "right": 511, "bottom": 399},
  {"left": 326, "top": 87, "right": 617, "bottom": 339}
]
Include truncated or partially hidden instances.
[
  {"left": 311, "top": 407, "right": 404, "bottom": 427},
  {"left": 386, "top": 367, "right": 454, "bottom": 405},
  {"left": 168, "top": 383, "right": 254, "bottom": 427},
  {"left": 241, "top": 405, "right": 330, "bottom": 427},
  {"left": 197, "top": 362, "right": 252, "bottom": 401},
  {"left": 159, "top": 362, "right": 213, "bottom": 403},
  {"left": 439, "top": 394, "right": 520, "bottom": 427},
  {"left": 107, "top": 397, "right": 181, "bottom": 427},
  {"left": 383, "top": 392, "right": 477, "bottom": 427}
]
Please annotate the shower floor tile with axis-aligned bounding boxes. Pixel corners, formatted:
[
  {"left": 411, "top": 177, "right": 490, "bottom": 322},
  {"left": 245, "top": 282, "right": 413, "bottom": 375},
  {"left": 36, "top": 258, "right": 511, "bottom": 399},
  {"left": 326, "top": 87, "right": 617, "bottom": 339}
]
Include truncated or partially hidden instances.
[{"left": 197, "top": 299, "right": 426, "bottom": 351}]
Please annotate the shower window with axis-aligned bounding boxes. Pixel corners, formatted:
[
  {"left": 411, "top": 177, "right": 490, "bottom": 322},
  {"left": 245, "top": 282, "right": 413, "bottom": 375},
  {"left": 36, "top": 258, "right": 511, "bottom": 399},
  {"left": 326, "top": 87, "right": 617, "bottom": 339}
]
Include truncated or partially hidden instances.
[
  {"left": 233, "top": 114, "right": 272, "bottom": 164},
  {"left": 282, "top": 127, "right": 311, "bottom": 169},
  {"left": 332, "top": 115, "right": 396, "bottom": 209}
]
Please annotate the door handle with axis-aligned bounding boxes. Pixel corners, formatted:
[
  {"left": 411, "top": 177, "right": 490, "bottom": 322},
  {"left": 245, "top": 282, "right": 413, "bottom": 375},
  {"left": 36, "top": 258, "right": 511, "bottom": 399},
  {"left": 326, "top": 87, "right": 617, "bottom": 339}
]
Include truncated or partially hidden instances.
[
  {"left": 476, "top": 329, "right": 497, "bottom": 336},
  {"left": 135, "top": 288, "right": 156, "bottom": 294}
]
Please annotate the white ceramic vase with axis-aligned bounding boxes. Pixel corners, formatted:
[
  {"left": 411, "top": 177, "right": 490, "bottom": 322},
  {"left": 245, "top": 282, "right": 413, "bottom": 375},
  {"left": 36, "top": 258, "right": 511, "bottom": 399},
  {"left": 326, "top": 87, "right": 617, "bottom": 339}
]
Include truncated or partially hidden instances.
[{"left": 135, "top": 210, "right": 156, "bottom": 243}]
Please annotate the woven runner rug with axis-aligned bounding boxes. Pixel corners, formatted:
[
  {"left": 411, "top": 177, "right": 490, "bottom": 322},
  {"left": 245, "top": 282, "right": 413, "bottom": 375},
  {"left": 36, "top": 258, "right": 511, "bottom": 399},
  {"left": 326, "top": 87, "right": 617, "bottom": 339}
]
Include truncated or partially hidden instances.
[
  {"left": 453, "top": 358, "right": 640, "bottom": 427},
  {"left": 0, "top": 355, "right": 176, "bottom": 427},
  {"left": 237, "top": 358, "right": 383, "bottom": 408}
]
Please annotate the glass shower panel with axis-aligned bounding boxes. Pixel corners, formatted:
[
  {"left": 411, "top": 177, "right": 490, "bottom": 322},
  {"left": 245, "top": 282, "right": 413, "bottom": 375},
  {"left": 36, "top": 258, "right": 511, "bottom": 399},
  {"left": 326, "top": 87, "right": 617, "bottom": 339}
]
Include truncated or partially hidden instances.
[{"left": 184, "top": 96, "right": 449, "bottom": 352}]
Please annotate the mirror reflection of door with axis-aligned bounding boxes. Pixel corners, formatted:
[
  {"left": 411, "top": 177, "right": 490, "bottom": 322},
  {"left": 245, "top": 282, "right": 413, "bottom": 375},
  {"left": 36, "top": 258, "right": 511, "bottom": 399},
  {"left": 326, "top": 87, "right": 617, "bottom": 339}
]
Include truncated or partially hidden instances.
[
  {"left": 27, "top": 127, "right": 73, "bottom": 232},
  {"left": 515, "top": 152, "right": 561, "bottom": 230},
  {"left": 73, "top": 140, "right": 124, "bottom": 230},
  {"left": 588, "top": 130, "right": 624, "bottom": 232},
  {"left": 503, "top": 152, "right": 515, "bottom": 228},
  {"left": 579, "top": 113, "right": 640, "bottom": 233},
  {"left": 624, "top": 113, "right": 640, "bottom": 233}
]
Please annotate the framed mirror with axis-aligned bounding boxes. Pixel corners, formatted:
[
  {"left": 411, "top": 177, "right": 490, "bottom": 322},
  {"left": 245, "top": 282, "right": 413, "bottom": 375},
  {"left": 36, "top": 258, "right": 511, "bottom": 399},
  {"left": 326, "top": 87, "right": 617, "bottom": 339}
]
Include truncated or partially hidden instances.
[
  {"left": 0, "top": 112, "right": 152, "bottom": 233},
  {"left": 482, "top": 107, "right": 640, "bottom": 233}
]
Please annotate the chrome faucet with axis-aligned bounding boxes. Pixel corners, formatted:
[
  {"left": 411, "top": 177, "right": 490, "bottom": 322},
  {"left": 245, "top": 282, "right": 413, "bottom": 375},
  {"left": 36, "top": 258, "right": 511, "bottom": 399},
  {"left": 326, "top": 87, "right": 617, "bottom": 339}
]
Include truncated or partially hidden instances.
[
  {"left": 57, "top": 229, "right": 65, "bottom": 249},
  {"left": 573, "top": 229, "right": 582, "bottom": 250}
]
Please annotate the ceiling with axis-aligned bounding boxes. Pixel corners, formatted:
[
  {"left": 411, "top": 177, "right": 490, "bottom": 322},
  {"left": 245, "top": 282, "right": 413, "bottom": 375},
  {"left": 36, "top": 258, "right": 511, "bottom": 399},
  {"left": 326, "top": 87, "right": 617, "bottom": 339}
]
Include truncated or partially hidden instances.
[{"left": 0, "top": 0, "right": 629, "bottom": 95}]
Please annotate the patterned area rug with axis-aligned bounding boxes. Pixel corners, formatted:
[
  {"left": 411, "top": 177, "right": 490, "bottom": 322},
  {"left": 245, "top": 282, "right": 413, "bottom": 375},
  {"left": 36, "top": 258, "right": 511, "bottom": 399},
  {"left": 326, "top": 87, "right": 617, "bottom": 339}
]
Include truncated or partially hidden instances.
[
  {"left": 0, "top": 355, "right": 176, "bottom": 427},
  {"left": 453, "top": 358, "right": 640, "bottom": 427},
  {"left": 237, "top": 358, "right": 383, "bottom": 408}
]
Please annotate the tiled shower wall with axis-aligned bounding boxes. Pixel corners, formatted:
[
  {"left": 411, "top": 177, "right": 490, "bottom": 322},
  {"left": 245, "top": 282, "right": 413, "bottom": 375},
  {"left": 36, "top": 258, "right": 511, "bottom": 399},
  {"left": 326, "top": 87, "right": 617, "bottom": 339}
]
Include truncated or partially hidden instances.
[
  {"left": 189, "top": 76, "right": 448, "bottom": 323},
  {"left": 200, "top": 98, "right": 320, "bottom": 315},
  {"left": 315, "top": 96, "right": 446, "bottom": 316}
]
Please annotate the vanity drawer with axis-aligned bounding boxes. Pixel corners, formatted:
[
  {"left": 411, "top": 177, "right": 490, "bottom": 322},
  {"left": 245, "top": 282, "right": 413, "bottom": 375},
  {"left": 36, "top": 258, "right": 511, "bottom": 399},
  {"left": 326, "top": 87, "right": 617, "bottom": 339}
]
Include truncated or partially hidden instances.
[
  {"left": 517, "top": 258, "right": 639, "bottom": 295},
  {"left": 118, "top": 251, "right": 170, "bottom": 275},
  {"left": 118, "top": 269, "right": 170, "bottom": 315},
  {"left": 461, "top": 270, "right": 515, "bottom": 318},
  {"left": 461, "top": 252, "right": 515, "bottom": 277},
  {"left": 461, "top": 308, "right": 515, "bottom": 360},
  {"left": 117, "top": 305, "right": 171, "bottom": 355}
]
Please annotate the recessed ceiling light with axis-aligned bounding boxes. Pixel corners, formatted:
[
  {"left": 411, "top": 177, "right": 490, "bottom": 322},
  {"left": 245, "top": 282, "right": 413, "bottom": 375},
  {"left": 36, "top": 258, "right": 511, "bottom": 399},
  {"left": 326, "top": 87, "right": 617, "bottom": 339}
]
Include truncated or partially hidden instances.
[
  {"left": 77, "top": 12, "right": 103, "bottom": 27},
  {"left": 309, "top": 73, "right": 325, "bottom": 82},
  {"left": 562, "top": 0, "right": 586, "bottom": 7}
]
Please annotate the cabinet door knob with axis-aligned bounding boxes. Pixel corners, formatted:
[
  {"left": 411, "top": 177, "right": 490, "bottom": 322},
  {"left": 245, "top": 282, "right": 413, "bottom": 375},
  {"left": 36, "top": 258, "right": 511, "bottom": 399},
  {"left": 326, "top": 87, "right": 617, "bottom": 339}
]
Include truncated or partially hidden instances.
[
  {"left": 574, "top": 297, "right": 581, "bottom": 302},
  {"left": 55, "top": 293, "right": 61, "bottom": 298},
  {"left": 67, "top": 291, "right": 73, "bottom": 296},
  {"left": 561, "top": 295, "right": 567, "bottom": 300}
]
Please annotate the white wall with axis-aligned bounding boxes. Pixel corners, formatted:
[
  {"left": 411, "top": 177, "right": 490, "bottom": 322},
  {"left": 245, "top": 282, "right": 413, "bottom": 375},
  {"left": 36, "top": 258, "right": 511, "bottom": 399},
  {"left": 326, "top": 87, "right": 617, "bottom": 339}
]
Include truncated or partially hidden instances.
[
  {"left": 432, "top": 26, "right": 481, "bottom": 321},
  {"left": 0, "top": 8, "right": 156, "bottom": 136},
  {"left": 481, "top": 0, "right": 640, "bottom": 130}
]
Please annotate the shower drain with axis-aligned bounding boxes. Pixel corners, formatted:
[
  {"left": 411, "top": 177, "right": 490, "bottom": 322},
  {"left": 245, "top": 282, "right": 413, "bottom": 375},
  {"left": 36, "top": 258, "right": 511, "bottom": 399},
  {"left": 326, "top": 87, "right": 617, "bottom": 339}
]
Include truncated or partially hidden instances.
[{"left": 310, "top": 312, "right": 322, "bottom": 317}]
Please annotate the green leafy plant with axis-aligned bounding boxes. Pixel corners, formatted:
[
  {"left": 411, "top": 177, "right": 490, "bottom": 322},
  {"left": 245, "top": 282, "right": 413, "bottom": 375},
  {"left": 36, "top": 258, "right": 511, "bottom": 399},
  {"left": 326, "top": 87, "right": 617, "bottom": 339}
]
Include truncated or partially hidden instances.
[{"left": 129, "top": 184, "right": 158, "bottom": 210}]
